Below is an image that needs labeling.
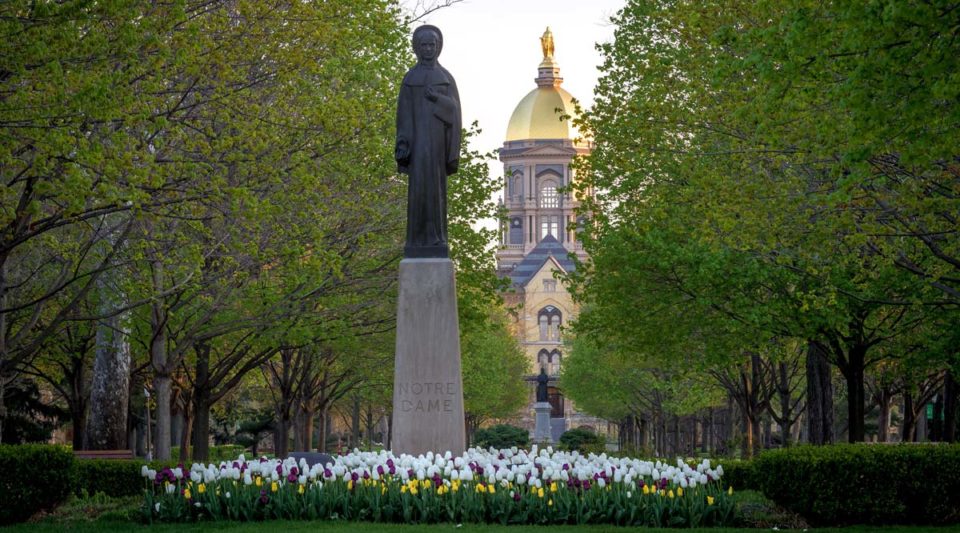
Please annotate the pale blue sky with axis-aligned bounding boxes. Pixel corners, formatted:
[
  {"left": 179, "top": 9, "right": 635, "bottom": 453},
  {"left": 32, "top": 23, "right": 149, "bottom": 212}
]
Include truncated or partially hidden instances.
[{"left": 416, "top": 0, "right": 626, "bottom": 161}]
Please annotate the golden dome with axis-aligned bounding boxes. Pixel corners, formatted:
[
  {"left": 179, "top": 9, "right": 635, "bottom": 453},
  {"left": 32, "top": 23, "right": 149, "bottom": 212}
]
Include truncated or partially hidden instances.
[
  {"left": 505, "top": 85, "right": 578, "bottom": 141},
  {"left": 505, "top": 27, "right": 578, "bottom": 142}
]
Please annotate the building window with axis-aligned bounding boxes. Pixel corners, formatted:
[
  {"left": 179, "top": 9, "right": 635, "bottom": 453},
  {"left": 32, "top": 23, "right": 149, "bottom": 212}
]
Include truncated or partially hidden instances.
[
  {"left": 537, "top": 306, "right": 562, "bottom": 341},
  {"left": 543, "top": 279, "right": 556, "bottom": 292},
  {"left": 540, "top": 215, "right": 559, "bottom": 240},
  {"left": 509, "top": 217, "right": 523, "bottom": 245},
  {"left": 540, "top": 185, "right": 559, "bottom": 208}
]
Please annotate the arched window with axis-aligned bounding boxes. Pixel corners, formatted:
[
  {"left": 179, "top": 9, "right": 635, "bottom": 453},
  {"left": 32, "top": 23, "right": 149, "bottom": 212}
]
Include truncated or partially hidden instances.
[
  {"left": 537, "top": 349, "right": 551, "bottom": 369},
  {"left": 537, "top": 306, "right": 562, "bottom": 341},
  {"left": 548, "top": 349, "right": 562, "bottom": 375},
  {"left": 539, "top": 184, "right": 559, "bottom": 208}
]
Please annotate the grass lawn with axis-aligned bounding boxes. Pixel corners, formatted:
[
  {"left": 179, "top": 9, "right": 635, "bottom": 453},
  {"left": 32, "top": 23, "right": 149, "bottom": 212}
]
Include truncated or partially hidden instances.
[
  {"left": 7, "top": 522, "right": 960, "bottom": 532},
  {"left": 7, "top": 491, "right": 959, "bottom": 532}
]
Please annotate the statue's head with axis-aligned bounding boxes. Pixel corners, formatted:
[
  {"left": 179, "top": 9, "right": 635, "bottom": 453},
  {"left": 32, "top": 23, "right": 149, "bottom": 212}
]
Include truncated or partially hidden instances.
[{"left": 413, "top": 25, "right": 442, "bottom": 62}]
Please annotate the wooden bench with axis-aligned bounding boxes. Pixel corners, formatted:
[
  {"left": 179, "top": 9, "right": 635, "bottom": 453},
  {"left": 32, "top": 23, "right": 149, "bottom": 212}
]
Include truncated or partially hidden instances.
[{"left": 74, "top": 449, "right": 136, "bottom": 460}]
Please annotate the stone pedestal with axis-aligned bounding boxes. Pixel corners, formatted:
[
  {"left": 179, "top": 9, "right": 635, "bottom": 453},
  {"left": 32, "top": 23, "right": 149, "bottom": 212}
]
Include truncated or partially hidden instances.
[
  {"left": 533, "top": 402, "right": 553, "bottom": 443},
  {"left": 391, "top": 258, "right": 466, "bottom": 456}
]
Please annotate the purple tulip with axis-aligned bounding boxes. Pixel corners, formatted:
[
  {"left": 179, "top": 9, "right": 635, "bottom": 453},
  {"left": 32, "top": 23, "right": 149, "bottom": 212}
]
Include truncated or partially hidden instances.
[
  {"left": 562, "top": 464, "right": 570, "bottom": 471},
  {"left": 324, "top": 468, "right": 333, "bottom": 478},
  {"left": 351, "top": 472, "right": 360, "bottom": 482},
  {"left": 287, "top": 473, "right": 298, "bottom": 483},
  {"left": 259, "top": 490, "right": 269, "bottom": 505},
  {"left": 377, "top": 465, "right": 385, "bottom": 476},
  {"left": 291, "top": 467, "right": 299, "bottom": 476},
  {"left": 388, "top": 465, "right": 396, "bottom": 475},
  {"left": 362, "top": 471, "right": 370, "bottom": 480},
  {"left": 513, "top": 491, "right": 521, "bottom": 501}
]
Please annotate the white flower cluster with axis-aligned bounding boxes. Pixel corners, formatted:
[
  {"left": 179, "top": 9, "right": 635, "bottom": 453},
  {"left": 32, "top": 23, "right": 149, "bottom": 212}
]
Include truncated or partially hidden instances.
[{"left": 142, "top": 446, "right": 724, "bottom": 490}]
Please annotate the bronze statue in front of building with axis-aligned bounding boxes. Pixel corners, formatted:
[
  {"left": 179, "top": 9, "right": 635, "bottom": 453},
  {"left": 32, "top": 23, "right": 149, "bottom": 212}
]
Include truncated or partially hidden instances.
[{"left": 395, "top": 25, "right": 461, "bottom": 258}]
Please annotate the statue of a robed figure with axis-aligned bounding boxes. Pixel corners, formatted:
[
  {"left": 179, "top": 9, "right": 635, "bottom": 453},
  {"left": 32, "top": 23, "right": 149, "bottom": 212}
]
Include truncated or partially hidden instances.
[
  {"left": 390, "top": 25, "right": 466, "bottom": 456},
  {"left": 395, "top": 25, "right": 461, "bottom": 258}
]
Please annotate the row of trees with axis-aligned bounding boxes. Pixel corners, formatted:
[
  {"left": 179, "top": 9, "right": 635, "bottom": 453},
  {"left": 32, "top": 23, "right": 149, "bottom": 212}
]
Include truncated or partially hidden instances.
[
  {"left": 562, "top": 0, "right": 959, "bottom": 456},
  {"left": 1, "top": 0, "right": 525, "bottom": 460}
]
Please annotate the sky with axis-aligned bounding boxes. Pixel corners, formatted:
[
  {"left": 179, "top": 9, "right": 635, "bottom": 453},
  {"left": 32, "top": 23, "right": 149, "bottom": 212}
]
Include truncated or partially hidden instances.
[{"left": 413, "top": 0, "right": 626, "bottom": 161}]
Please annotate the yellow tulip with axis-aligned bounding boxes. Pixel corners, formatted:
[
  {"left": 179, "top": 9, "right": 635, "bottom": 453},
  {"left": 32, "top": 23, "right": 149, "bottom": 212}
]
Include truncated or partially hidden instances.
[
  {"left": 255, "top": 477, "right": 263, "bottom": 487},
  {"left": 476, "top": 483, "right": 485, "bottom": 493},
  {"left": 707, "top": 496, "right": 715, "bottom": 506},
  {"left": 298, "top": 484, "right": 305, "bottom": 495},
  {"left": 668, "top": 490, "right": 675, "bottom": 499},
  {"left": 422, "top": 479, "right": 431, "bottom": 489},
  {"left": 452, "top": 480, "right": 460, "bottom": 492},
  {"left": 197, "top": 483, "right": 206, "bottom": 494},
  {"left": 401, "top": 485, "right": 409, "bottom": 493},
  {"left": 538, "top": 487, "right": 545, "bottom": 498},
  {"left": 271, "top": 481, "right": 279, "bottom": 493},
  {"left": 728, "top": 486, "right": 733, "bottom": 496},
  {"left": 410, "top": 485, "right": 418, "bottom": 495},
  {"left": 382, "top": 485, "right": 387, "bottom": 494},
  {"left": 642, "top": 485, "right": 650, "bottom": 495},
  {"left": 550, "top": 482, "right": 558, "bottom": 493},
  {"left": 183, "top": 488, "right": 192, "bottom": 499},
  {"left": 548, "top": 499, "right": 553, "bottom": 507},
  {"left": 677, "top": 487, "right": 683, "bottom": 497}
]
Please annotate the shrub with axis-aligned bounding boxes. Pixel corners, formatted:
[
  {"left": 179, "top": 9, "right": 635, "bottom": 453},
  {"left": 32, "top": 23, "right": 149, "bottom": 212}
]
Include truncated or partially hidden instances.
[
  {"left": 559, "top": 427, "right": 605, "bottom": 453},
  {"left": 473, "top": 424, "right": 529, "bottom": 449},
  {"left": 0, "top": 444, "right": 74, "bottom": 524},
  {"left": 75, "top": 459, "right": 145, "bottom": 498},
  {"left": 720, "top": 460, "right": 755, "bottom": 491},
  {"left": 753, "top": 443, "right": 960, "bottom": 526}
]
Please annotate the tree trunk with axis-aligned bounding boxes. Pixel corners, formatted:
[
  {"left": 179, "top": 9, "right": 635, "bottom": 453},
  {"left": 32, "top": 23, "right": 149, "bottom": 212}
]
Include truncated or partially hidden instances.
[
  {"left": 191, "top": 342, "right": 212, "bottom": 461},
  {"left": 179, "top": 407, "right": 192, "bottom": 463},
  {"left": 877, "top": 388, "right": 891, "bottom": 443},
  {"left": 317, "top": 405, "right": 329, "bottom": 453},
  {"left": 274, "top": 415, "right": 290, "bottom": 457},
  {"left": 843, "top": 345, "right": 867, "bottom": 442},
  {"left": 303, "top": 407, "right": 315, "bottom": 451},
  {"left": 943, "top": 370, "right": 957, "bottom": 443},
  {"left": 149, "top": 259, "right": 171, "bottom": 460},
  {"left": 191, "top": 394, "right": 211, "bottom": 461},
  {"left": 72, "top": 405, "right": 87, "bottom": 450},
  {"left": 84, "top": 289, "right": 131, "bottom": 450},
  {"left": 805, "top": 340, "right": 834, "bottom": 445},
  {"left": 902, "top": 390, "right": 917, "bottom": 442},
  {"left": 931, "top": 392, "right": 944, "bottom": 442},
  {"left": 778, "top": 361, "right": 793, "bottom": 447},
  {"left": 154, "top": 373, "right": 172, "bottom": 460},
  {"left": 351, "top": 396, "right": 361, "bottom": 448}
]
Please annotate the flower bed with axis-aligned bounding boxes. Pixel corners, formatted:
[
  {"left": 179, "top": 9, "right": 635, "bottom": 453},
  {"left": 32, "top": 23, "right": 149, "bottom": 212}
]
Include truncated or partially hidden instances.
[{"left": 141, "top": 447, "right": 737, "bottom": 526}]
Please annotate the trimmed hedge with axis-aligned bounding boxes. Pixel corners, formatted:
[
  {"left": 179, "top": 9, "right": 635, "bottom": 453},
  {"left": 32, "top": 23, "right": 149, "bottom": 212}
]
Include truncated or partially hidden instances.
[
  {"left": 473, "top": 424, "right": 529, "bottom": 449},
  {"left": 0, "top": 444, "right": 74, "bottom": 525},
  {"left": 754, "top": 443, "right": 960, "bottom": 526},
  {"left": 74, "top": 459, "right": 145, "bottom": 498},
  {"left": 719, "top": 460, "right": 756, "bottom": 491},
  {"left": 559, "top": 427, "right": 605, "bottom": 453}
]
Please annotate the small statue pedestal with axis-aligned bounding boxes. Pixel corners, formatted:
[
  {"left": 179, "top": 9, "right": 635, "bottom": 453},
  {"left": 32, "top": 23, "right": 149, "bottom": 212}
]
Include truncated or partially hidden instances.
[
  {"left": 533, "top": 402, "right": 553, "bottom": 443},
  {"left": 391, "top": 258, "right": 466, "bottom": 456}
]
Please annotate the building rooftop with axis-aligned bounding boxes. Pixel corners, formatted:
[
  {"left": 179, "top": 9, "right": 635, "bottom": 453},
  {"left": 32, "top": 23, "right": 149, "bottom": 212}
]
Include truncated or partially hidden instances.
[{"left": 506, "top": 235, "right": 577, "bottom": 287}]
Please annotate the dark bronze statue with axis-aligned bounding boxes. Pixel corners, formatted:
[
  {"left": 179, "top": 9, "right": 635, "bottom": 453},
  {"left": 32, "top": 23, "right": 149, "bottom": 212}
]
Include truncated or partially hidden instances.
[
  {"left": 395, "top": 25, "right": 461, "bottom": 258},
  {"left": 536, "top": 367, "right": 549, "bottom": 403}
]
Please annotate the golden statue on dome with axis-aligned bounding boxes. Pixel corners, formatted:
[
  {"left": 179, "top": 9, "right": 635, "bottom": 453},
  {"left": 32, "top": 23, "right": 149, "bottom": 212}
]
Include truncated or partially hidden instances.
[{"left": 540, "top": 27, "right": 554, "bottom": 60}]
